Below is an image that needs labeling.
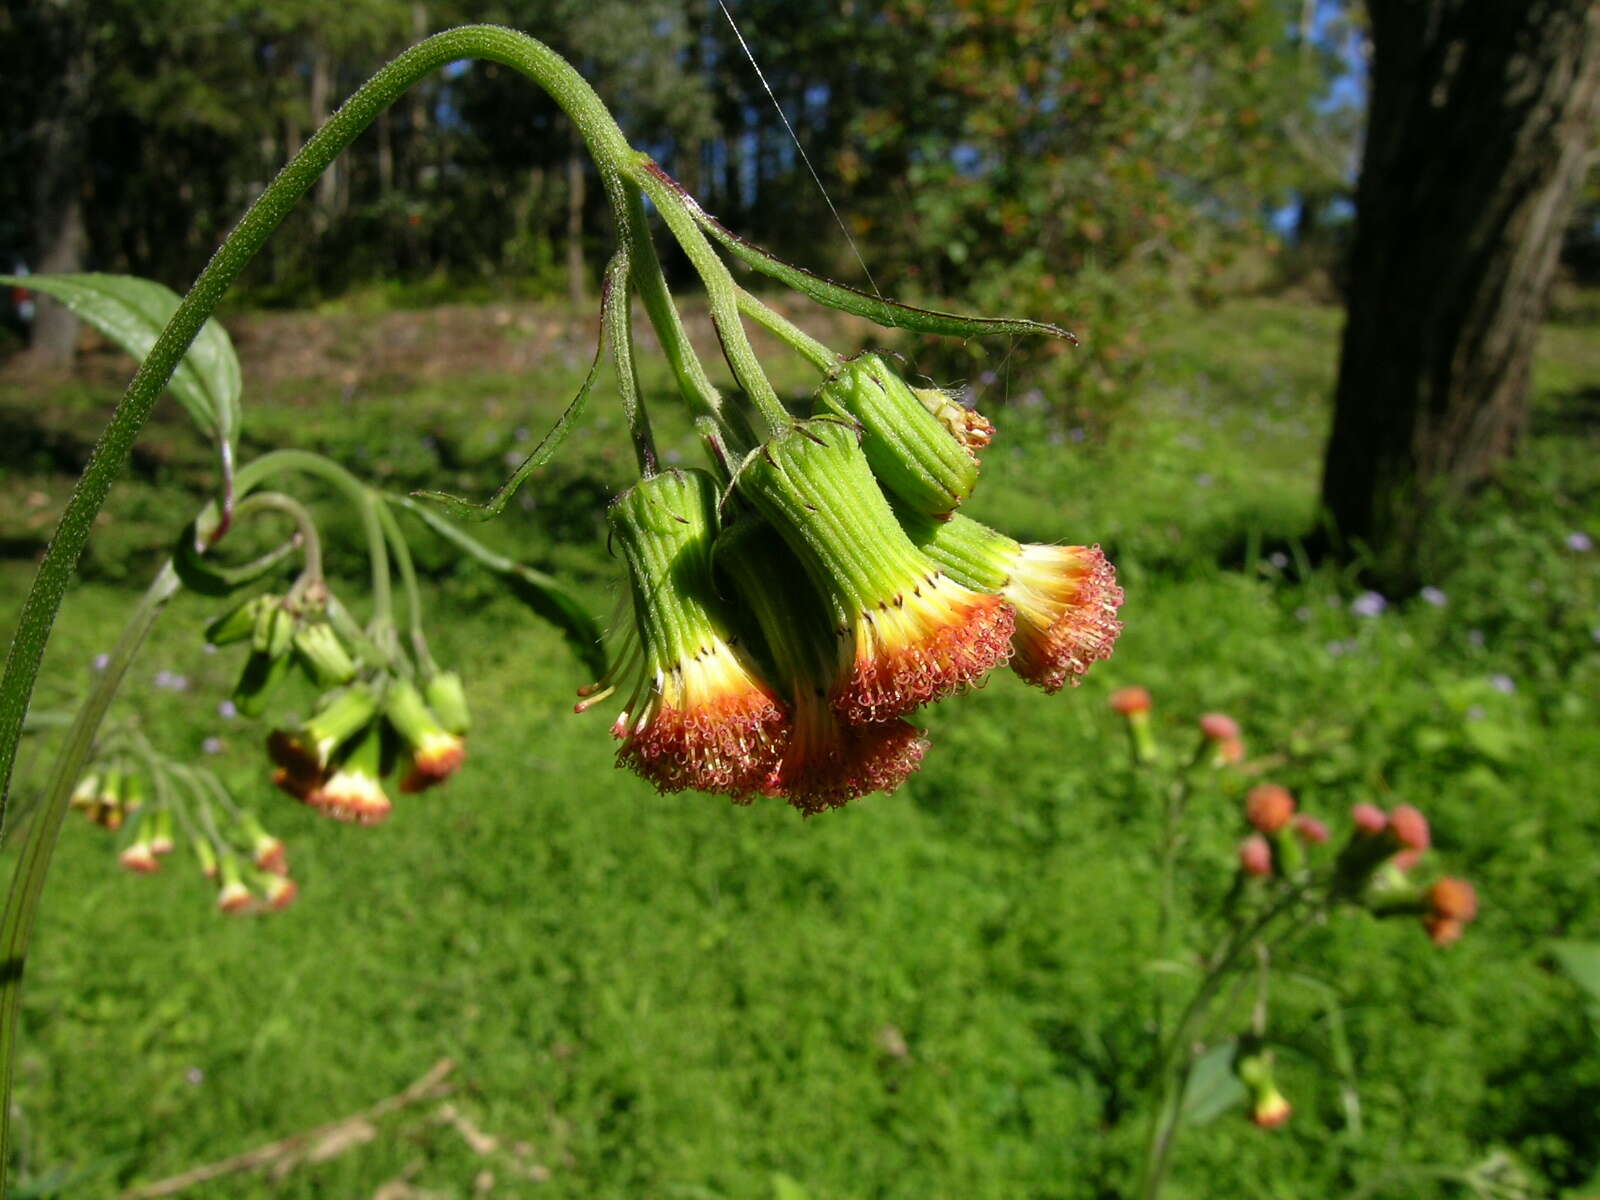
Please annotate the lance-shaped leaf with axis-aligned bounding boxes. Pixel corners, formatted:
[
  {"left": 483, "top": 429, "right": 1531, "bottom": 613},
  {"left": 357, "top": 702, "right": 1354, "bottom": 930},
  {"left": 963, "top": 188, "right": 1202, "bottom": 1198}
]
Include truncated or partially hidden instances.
[
  {"left": 635, "top": 163, "right": 1077, "bottom": 345},
  {"left": 414, "top": 253, "right": 622, "bottom": 523},
  {"left": 389, "top": 496, "right": 606, "bottom": 679},
  {"left": 1180, "top": 1041, "right": 1248, "bottom": 1127},
  {"left": 1, "top": 273, "right": 242, "bottom": 452}
]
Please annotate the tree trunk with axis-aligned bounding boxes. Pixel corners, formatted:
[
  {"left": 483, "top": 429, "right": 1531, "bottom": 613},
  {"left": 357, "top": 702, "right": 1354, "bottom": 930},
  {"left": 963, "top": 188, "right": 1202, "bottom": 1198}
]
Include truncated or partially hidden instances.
[
  {"left": 1320, "top": 0, "right": 1600, "bottom": 587},
  {"left": 23, "top": 41, "right": 90, "bottom": 370},
  {"left": 566, "top": 136, "right": 586, "bottom": 308}
]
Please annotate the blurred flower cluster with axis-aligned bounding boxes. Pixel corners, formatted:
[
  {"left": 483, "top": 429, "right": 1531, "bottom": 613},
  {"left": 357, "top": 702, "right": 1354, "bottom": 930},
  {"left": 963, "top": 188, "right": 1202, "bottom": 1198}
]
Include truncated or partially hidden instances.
[{"left": 71, "top": 753, "right": 294, "bottom": 916}]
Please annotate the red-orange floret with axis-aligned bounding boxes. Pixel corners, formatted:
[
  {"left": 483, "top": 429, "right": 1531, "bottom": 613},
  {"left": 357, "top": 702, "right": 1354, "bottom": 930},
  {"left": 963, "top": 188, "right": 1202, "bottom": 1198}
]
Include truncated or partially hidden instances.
[
  {"left": 1109, "top": 686, "right": 1152, "bottom": 716},
  {"left": 833, "top": 576, "right": 1014, "bottom": 724},
  {"left": 765, "top": 686, "right": 928, "bottom": 815},
  {"left": 1246, "top": 784, "right": 1296, "bottom": 834},
  {"left": 615, "top": 642, "right": 788, "bottom": 797},
  {"left": 1003, "top": 545, "right": 1124, "bottom": 692},
  {"left": 1239, "top": 834, "right": 1273, "bottom": 877},
  {"left": 1389, "top": 804, "right": 1431, "bottom": 851},
  {"left": 1199, "top": 712, "right": 1240, "bottom": 741},
  {"left": 1351, "top": 802, "right": 1387, "bottom": 835}
]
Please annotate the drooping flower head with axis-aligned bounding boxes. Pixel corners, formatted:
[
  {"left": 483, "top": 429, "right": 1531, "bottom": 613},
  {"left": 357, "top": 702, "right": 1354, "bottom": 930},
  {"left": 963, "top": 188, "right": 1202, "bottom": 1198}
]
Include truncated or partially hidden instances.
[
  {"left": 387, "top": 678, "right": 466, "bottom": 792},
  {"left": 266, "top": 683, "right": 379, "bottom": 788},
  {"left": 716, "top": 520, "right": 927, "bottom": 814},
  {"left": 738, "top": 421, "right": 1014, "bottom": 724},
  {"left": 898, "top": 510, "right": 1123, "bottom": 692},
  {"left": 596, "top": 469, "right": 786, "bottom": 797},
  {"left": 309, "top": 723, "right": 392, "bottom": 825}
]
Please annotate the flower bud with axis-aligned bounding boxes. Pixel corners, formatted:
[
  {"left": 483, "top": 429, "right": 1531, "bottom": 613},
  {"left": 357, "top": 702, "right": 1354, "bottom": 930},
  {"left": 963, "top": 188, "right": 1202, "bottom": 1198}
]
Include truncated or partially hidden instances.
[
  {"left": 738, "top": 424, "right": 1013, "bottom": 724},
  {"left": 1424, "top": 877, "right": 1478, "bottom": 946},
  {"left": 898, "top": 511, "right": 1122, "bottom": 693},
  {"left": 424, "top": 670, "right": 471, "bottom": 737},
  {"left": 1351, "top": 803, "right": 1388, "bottom": 835},
  {"left": 1292, "top": 814, "right": 1329, "bottom": 845},
  {"left": 70, "top": 772, "right": 100, "bottom": 813},
  {"left": 93, "top": 768, "right": 126, "bottom": 829},
  {"left": 268, "top": 683, "right": 379, "bottom": 777},
  {"left": 239, "top": 813, "right": 287, "bottom": 875},
  {"left": 913, "top": 386, "right": 994, "bottom": 457},
  {"left": 191, "top": 835, "right": 219, "bottom": 880},
  {"left": 1214, "top": 736, "right": 1246, "bottom": 766},
  {"left": 148, "top": 807, "right": 176, "bottom": 856},
  {"left": 1388, "top": 804, "right": 1430, "bottom": 852},
  {"left": 817, "top": 355, "right": 978, "bottom": 515},
  {"left": 204, "top": 594, "right": 275, "bottom": 648},
  {"left": 1239, "top": 834, "right": 1273, "bottom": 877},
  {"left": 1233, "top": 1044, "right": 1291, "bottom": 1129},
  {"left": 119, "top": 838, "right": 161, "bottom": 874},
  {"left": 231, "top": 647, "right": 293, "bottom": 718},
  {"left": 1199, "top": 713, "right": 1239, "bottom": 741},
  {"left": 1246, "top": 784, "right": 1296, "bottom": 834},
  {"left": 292, "top": 620, "right": 358, "bottom": 688},
  {"left": 253, "top": 870, "right": 299, "bottom": 911},
  {"left": 599, "top": 470, "right": 786, "bottom": 797},
  {"left": 310, "top": 723, "right": 392, "bottom": 824},
  {"left": 1107, "top": 687, "right": 1156, "bottom": 762},
  {"left": 216, "top": 854, "right": 254, "bottom": 914},
  {"left": 716, "top": 520, "right": 927, "bottom": 813},
  {"left": 1250, "top": 1083, "right": 1293, "bottom": 1129},
  {"left": 1109, "top": 687, "right": 1151, "bottom": 715},
  {"left": 386, "top": 678, "right": 466, "bottom": 790}
]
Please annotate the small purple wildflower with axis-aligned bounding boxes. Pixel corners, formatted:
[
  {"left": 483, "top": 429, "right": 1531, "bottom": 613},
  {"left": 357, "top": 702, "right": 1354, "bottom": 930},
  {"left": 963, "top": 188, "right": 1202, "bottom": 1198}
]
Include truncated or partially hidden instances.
[
  {"left": 978, "top": 370, "right": 998, "bottom": 387},
  {"left": 92, "top": 653, "right": 110, "bottom": 672},
  {"left": 1294, "top": 606, "right": 1312, "bottom": 622},
  {"left": 1194, "top": 472, "right": 1214, "bottom": 488},
  {"left": 1326, "top": 638, "right": 1356, "bottom": 657},
  {"left": 1420, "top": 586, "right": 1448, "bottom": 607},
  {"left": 1489, "top": 673, "right": 1516, "bottom": 695},
  {"left": 1268, "top": 552, "right": 1289, "bottom": 569},
  {"left": 185, "top": 1067, "right": 205, "bottom": 1086},
  {"left": 1068, "top": 426, "right": 1086, "bottom": 443},
  {"left": 1465, "top": 705, "right": 1485, "bottom": 722},
  {"left": 1567, "top": 531, "right": 1593, "bottom": 552},
  {"left": 1351, "top": 591, "right": 1387, "bottom": 618},
  {"left": 217, "top": 700, "right": 237, "bottom": 720},
  {"left": 202, "top": 736, "right": 224, "bottom": 755},
  {"left": 202, "top": 642, "right": 217, "bottom": 656}
]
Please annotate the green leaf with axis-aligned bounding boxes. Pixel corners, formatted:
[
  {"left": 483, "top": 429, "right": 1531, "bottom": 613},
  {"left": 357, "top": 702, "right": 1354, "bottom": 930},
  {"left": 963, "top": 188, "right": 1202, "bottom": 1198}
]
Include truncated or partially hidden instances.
[
  {"left": 771, "top": 1174, "right": 812, "bottom": 1200},
  {"left": 1180, "top": 1041, "right": 1247, "bottom": 1127},
  {"left": 1550, "top": 941, "right": 1600, "bottom": 1026},
  {"left": 637, "top": 165, "right": 1076, "bottom": 344},
  {"left": 389, "top": 496, "right": 606, "bottom": 679},
  {"left": 1, "top": 273, "right": 241, "bottom": 453}
]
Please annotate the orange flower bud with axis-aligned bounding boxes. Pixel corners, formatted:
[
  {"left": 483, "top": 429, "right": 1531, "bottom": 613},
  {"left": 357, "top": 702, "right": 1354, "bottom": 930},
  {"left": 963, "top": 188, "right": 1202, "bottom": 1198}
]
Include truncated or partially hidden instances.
[{"left": 1246, "top": 784, "right": 1295, "bottom": 834}]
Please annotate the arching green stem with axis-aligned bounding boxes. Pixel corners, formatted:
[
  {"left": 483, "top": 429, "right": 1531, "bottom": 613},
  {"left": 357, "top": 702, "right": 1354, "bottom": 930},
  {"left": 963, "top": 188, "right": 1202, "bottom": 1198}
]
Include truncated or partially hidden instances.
[
  {"left": 233, "top": 491, "right": 324, "bottom": 588},
  {"left": 735, "top": 286, "right": 838, "bottom": 374},
  {"left": 628, "top": 157, "right": 791, "bottom": 433},
  {"left": 371, "top": 493, "right": 433, "bottom": 675}
]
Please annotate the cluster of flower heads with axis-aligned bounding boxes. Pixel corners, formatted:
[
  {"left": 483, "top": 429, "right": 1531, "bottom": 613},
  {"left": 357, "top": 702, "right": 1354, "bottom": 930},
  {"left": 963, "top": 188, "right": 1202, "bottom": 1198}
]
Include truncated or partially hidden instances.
[
  {"left": 579, "top": 354, "right": 1125, "bottom": 814},
  {"left": 204, "top": 584, "right": 470, "bottom": 826},
  {"left": 70, "top": 760, "right": 296, "bottom": 916}
]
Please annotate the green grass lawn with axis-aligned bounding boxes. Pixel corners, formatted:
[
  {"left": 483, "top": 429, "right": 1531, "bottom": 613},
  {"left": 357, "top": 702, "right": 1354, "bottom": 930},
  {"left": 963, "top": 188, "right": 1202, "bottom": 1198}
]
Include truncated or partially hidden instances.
[{"left": 1, "top": 297, "right": 1597, "bottom": 1199}]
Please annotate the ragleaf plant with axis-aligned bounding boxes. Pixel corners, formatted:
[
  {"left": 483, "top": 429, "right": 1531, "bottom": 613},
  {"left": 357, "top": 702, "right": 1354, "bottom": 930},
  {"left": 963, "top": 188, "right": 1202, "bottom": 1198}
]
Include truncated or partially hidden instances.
[{"left": 0, "top": 24, "right": 1115, "bottom": 1195}]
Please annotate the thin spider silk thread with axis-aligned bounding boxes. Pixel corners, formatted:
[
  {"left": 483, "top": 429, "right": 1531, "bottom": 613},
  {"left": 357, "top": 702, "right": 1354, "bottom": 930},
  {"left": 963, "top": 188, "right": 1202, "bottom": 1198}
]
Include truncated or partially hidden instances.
[{"left": 716, "top": 0, "right": 884, "bottom": 302}]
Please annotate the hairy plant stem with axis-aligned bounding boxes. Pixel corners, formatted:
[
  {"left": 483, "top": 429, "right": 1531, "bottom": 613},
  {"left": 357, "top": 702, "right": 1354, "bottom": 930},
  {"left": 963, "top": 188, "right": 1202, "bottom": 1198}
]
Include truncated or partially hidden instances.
[
  {"left": 628, "top": 158, "right": 791, "bottom": 432},
  {"left": 1134, "top": 885, "right": 1308, "bottom": 1200},
  {"left": 735, "top": 287, "right": 838, "bottom": 373}
]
